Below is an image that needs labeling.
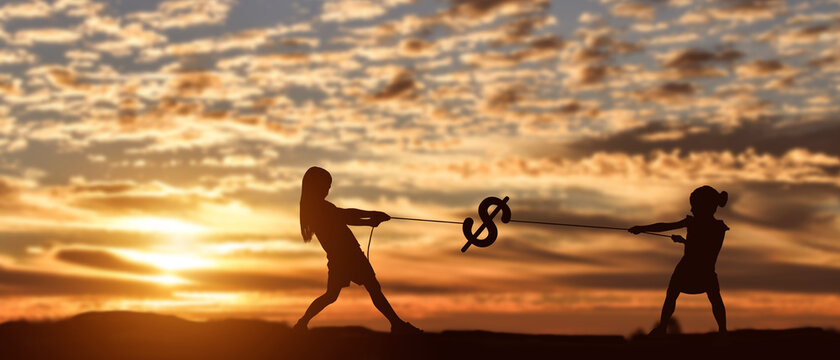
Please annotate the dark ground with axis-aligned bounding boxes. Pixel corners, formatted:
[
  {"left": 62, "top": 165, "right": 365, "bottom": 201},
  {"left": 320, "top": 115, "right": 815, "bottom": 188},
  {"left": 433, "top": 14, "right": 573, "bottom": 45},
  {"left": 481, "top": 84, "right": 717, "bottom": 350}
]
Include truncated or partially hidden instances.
[{"left": 0, "top": 311, "right": 837, "bottom": 359}]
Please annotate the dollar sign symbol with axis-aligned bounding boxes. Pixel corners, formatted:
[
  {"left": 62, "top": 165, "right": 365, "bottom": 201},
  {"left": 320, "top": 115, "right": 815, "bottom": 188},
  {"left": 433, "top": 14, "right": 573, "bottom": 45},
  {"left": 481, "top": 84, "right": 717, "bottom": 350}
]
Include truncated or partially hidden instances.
[{"left": 461, "top": 196, "right": 512, "bottom": 252}]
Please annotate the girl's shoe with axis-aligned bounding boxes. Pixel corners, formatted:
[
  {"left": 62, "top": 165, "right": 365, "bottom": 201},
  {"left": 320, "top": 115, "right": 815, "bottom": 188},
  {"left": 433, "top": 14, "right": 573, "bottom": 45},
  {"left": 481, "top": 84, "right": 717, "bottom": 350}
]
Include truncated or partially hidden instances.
[
  {"left": 648, "top": 326, "right": 666, "bottom": 337},
  {"left": 293, "top": 320, "right": 308, "bottom": 332},
  {"left": 391, "top": 321, "right": 423, "bottom": 334}
]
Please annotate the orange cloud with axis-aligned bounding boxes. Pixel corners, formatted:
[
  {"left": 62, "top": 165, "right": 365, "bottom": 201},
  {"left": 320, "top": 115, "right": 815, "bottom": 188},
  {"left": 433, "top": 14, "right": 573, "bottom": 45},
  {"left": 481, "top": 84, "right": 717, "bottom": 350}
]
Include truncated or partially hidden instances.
[
  {"left": 610, "top": 2, "right": 656, "bottom": 21},
  {"left": 367, "top": 69, "right": 418, "bottom": 102},
  {"left": 13, "top": 28, "right": 81, "bottom": 45},
  {"left": 736, "top": 59, "right": 797, "bottom": 78},
  {"left": 321, "top": 0, "right": 388, "bottom": 22},
  {"left": 632, "top": 82, "right": 696, "bottom": 104},
  {"left": 660, "top": 48, "right": 743, "bottom": 78}
]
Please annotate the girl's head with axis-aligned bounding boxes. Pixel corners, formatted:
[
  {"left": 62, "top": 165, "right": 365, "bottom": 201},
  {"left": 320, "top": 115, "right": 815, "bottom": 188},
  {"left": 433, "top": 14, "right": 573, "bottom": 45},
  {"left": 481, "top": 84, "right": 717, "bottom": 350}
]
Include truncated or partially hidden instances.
[
  {"left": 302, "top": 166, "right": 331, "bottom": 200},
  {"left": 300, "top": 166, "right": 332, "bottom": 242},
  {"left": 690, "top": 185, "right": 728, "bottom": 217}
]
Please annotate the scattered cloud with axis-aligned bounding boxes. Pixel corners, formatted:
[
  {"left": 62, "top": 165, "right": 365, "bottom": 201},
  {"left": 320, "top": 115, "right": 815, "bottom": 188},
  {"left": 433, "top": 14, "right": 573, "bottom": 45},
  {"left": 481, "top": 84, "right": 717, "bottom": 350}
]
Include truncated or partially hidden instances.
[
  {"left": 660, "top": 48, "right": 743, "bottom": 78},
  {"left": 322, "top": 0, "right": 388, "bottom": 22},
  {"left": 610, "top": 2, "right": 656, "bottom": 21},
  {"left": 55, "top": 248, "right": 163, "bottom": 275}
]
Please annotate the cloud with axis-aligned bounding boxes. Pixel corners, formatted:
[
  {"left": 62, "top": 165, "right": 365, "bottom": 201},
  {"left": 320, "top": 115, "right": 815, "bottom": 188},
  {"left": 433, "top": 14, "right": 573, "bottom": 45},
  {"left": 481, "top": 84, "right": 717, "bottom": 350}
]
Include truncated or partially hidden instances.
[
  {"left": 0, "top": 266, "right": 171, "bottom": 297},
  {"left": 769, "top": 23, "right": 840, "bottom": 47},
  {"left": 576, "top": 27, "right": 643, "bottom": 57},
  {"left": 422, "top": 146, "right": 840, "bottom": 190},
  {"left": 170, "top": 72, "right": 223, "bottom": 97},
  {"left": 89, "top": 23, "right": 167, "bottom": 57},
  {"left": 13, "top": 28, "right": 81, "bottom": 45},
  {"left": 491, "top": 15, "right": 555, "bottom": 45},
  {"left": 570, "top": 47, "right": 610, "bottom": 64},
  {"left": 321, "top": 0, "right": 387, "bottom": 22},
  {"left": 0, "top": 177, "right": 22, "bottom": 199},
  {"left": 69, "top": 192, "right": 225, "bottom": 217},
  {"left": 43, "top": 67, "right": 91, "bottom": 92},
  {"left": 610, "top": 2, "right": 656, "bottom": 21},
  {"left": 0, "top": 49, "right": 37, "bottom": 65},
  {"left": 398, "top": 38, "right": 436, "bottom": 56},
  {"left": 0, "top": 176, "right": 85, "bottom": 221},
  {"left": 68, "top": 181, "right": 151, "bottom": 195},
  {"left": 0, "top": 75, "right": 21, "bottom": 96},
  {"left": 808, "top": 52, "right": 840, "bottom": 70},
  {"left": 632, "top": 82, "right": 696, "bottom": 104},
  {"left": 565, "top": 64, "right": 618, "bottom": 87},
  {"left": 446, "top": 0, "right": 549, "bottom": 20},
  {"left": 483, "top": 84, "right": 525, "bottom": 111},
  {"left": 736, "top": 59, "right": 796, "bottom": 78},
  {"left": 0, "top": 1, "right": 52, "bottom": 19},
  {"left": 709, "top": 0, "right": 786, "bottom": 23},
  {"left": 55, "top": 248, "right": 162, "bottom": 275},
  {"left": 725, "top": 183, "right": 840, "bottom": 232},
  {"left": 178, "top": 269, "right": 323, "bottom": 292},
  {"left": 432, "top": 237, "right": 604, "bottom": 267},
  {"left": 366, "top": 69, "right": 418, "bottom": 102},
  {"left": 661, "top": 48, "right": 743, "bottom": 78},
  {"left": 647, "top": 32, "right": 698, "bottom": 46},
  {"left": 568, "top": 117, "right": 840, "bottom": 158},
  {"left": 127, "top": 0, "right": 236, "bottom": 29},
  {"left": 462, "top": 35, "right": 565, "bottom": 67},
  {"left": 551, "top": 99, "right": 599, "bottom": 118}
]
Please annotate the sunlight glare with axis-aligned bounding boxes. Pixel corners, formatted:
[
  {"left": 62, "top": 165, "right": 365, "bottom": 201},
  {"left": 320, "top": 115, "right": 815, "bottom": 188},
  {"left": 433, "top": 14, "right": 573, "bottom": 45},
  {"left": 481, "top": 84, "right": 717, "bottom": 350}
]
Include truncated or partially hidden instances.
[
  {"left": 111, "top": 217, "right": 207, "bottom": 235},
  {"left": 143, "top": 275, "right": 189, "bottom": 286},
  {"left": 117, "top": 250, "right": 212, "bottom": 271}
]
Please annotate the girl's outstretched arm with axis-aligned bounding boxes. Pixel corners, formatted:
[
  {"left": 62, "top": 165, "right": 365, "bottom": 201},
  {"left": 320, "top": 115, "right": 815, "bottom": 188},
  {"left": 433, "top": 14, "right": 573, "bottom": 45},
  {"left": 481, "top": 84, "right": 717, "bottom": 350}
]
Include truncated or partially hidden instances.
[
  {"left": 628, "top": 218, "right": 688, "bottom": 234},
  {"left": 339, "top": 208, "right": 390, "bottom": 226}
]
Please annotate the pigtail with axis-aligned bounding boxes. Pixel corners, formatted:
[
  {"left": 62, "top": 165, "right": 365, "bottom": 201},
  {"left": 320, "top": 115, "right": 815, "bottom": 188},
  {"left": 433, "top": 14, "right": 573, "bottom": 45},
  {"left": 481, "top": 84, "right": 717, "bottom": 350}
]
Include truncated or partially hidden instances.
[{"left": 718, "top": 191, "right": 728, "bottom": 208}]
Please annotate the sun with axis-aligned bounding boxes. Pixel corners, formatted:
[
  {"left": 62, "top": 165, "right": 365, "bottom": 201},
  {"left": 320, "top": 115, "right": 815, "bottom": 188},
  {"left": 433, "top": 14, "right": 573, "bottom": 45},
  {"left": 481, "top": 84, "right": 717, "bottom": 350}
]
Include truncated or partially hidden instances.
[{"left": 111, "top": 217, "right": 207, "bottom": 235}]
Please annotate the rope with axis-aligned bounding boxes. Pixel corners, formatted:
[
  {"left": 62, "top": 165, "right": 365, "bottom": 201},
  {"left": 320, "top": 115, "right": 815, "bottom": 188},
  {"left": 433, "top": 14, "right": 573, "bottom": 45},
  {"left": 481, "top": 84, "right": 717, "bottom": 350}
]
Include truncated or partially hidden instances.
[
  {"left": 389, "top": 216, "right": 671, "bottom": 238},
  {"left": 366, "top": 216, "right": 672, "bottom": 258},
  {"left": 366, "top": 227, "right": 374, "bottom": 259},
  {"left": 509, "top": 219, "right": 671, "bottom": 238},
  {"left": 390, "top": 216, "right": 461, "bottom": 225}
]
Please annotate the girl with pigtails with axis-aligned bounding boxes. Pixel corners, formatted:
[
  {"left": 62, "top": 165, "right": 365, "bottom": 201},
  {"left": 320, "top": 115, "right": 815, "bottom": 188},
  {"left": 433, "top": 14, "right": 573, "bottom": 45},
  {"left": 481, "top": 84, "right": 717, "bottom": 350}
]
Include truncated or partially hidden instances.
[{"left": 629, "top": 185, "right": 730, "bottom": 335}]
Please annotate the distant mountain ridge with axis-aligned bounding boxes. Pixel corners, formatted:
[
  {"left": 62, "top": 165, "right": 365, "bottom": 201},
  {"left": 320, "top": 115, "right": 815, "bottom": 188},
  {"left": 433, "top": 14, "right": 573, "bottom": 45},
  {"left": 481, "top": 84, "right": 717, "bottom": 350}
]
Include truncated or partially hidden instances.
[{"left": 1, "top": 311, "right": 837, "bottom": 359}]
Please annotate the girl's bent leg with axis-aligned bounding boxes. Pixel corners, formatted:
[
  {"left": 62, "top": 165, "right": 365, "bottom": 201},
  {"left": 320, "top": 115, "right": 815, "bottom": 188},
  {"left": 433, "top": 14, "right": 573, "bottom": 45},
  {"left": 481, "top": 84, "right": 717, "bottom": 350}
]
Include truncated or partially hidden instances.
[
  {"left": 296, "top": 286, "right": 342, "bottom": 329},
  {"left": 707, "top": 291, "right": 727, "bottom": 333}
]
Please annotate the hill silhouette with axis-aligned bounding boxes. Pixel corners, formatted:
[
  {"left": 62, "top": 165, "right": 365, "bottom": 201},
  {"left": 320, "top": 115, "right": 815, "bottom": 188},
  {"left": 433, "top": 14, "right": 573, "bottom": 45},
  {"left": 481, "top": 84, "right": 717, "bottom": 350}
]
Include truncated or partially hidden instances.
[{"left": 1, "top": 311, "right": 837, "bottom": 359}]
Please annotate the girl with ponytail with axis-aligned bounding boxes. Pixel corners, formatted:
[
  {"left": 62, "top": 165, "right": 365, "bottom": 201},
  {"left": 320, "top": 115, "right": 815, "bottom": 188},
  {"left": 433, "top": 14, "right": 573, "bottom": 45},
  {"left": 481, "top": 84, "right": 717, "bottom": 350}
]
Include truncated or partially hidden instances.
[{"left": 629, "top": 185, "right": 730, "bottom": 335}]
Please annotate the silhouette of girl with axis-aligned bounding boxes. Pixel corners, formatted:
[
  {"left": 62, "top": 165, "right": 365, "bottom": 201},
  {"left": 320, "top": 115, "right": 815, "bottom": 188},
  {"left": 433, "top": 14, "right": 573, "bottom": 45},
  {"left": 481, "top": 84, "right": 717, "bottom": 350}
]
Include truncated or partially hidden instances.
[
  {"left": 294, "top": 166, "right": 422, "bottom": 334},
  {"left": 629, "top": 185, "right": 729, "bottom": 335}
]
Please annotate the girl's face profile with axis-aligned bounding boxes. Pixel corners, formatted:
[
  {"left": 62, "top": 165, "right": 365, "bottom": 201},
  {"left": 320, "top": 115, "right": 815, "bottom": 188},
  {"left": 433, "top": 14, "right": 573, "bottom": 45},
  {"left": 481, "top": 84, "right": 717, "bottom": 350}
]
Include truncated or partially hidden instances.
[
  {"left": 690, "top": 200, "right": 715, "bottom": 217},
  {"left": 314, "top": 181, "right": 330, "bottom": 199}
]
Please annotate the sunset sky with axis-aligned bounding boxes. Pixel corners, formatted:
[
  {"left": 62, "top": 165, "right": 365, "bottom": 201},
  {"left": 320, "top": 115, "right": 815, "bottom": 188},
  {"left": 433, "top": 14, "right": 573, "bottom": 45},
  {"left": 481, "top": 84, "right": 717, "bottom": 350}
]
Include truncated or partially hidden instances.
[{"left": 1, "top": 0, "right": 839, "bottom": 334}]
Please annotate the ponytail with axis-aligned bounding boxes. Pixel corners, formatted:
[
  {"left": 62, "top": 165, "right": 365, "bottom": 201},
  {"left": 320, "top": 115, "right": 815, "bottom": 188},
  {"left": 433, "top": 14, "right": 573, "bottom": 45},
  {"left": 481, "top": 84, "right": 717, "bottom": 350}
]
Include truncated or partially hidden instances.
[{"left": 300, "top": 167, "right": 331, "bottom": 243}]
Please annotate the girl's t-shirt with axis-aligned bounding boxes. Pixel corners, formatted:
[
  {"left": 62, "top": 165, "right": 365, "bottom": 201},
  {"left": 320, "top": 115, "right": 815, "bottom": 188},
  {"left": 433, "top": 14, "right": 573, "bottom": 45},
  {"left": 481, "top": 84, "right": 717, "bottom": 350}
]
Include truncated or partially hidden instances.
[{"left": 312, "top": 200, "right": 364, "bottom": 262}]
